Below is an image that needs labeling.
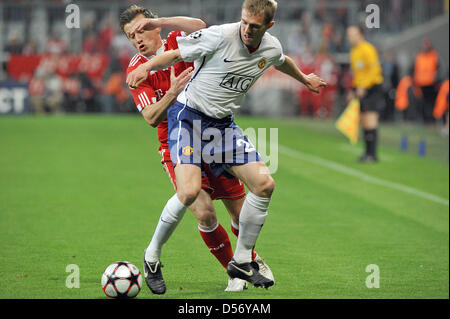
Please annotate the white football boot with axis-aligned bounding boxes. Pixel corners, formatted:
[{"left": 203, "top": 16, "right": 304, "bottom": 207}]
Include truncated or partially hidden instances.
[
  {"left": 252, "top": 254, "right": 275, "bottom": 283},
  {"left": 225, "top": 277, "right": 248, "bottom": 292}
]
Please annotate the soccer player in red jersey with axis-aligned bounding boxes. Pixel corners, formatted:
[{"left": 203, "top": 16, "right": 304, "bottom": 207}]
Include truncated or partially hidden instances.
[{"left": 120, "top": 5, "right": 273, "bottom": 294}]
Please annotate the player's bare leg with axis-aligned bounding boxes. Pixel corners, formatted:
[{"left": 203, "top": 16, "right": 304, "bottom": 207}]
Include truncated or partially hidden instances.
[
  {"left": 143, "top": 163, "right": 201, "bottom": 294},
  {"left": 221, "top": 197, "right": 243, "bottom": 226},
  {"left": 145, "top": 164, "right": 201, "bottom": 262},
  {"left": 174, "top": 164, "right": 203, "bottom": 206},
  {"left": 225, "top": 161, "right": 275, "bottom": 288}
]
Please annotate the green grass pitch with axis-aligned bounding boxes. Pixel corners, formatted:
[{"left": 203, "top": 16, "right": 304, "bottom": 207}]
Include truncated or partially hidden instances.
[{"left": 0, "top": 115, "right": 448, "bottom": 299}]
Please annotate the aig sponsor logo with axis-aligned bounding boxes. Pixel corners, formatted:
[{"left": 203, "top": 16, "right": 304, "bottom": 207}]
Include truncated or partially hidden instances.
[{"left": 220, "top": 73, "right": 255, "bottom": 93}]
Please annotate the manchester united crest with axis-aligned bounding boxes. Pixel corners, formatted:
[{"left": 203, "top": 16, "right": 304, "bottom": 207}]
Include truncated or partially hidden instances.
[
  {"left": 258, "top": 58, "right": 267, "bottom": 69},
  {"left": 182, "top": 146, "right": 194, "bottom": 156}
]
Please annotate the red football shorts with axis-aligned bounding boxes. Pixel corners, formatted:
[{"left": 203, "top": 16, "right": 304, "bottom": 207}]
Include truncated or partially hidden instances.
[{"left": 158, "top": 146, "right": 246, "bottom": 200}]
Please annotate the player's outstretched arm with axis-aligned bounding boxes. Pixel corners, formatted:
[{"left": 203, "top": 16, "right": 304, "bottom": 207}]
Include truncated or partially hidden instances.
[
  {"left": 275, "top": 56, "right": 327, "bottom": 94},
  {"left": 126, "top": 49, "right": 183, "bottom": 88},
  {"left": 141, "top": 67, "right": 193, "bottom": 127},
  {"left": 131, "top": 17, "right": 206, "bottom": 36}
]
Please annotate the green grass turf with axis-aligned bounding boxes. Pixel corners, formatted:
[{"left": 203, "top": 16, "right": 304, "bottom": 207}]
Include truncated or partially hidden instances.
[{"left": 0, "top": 115, "right": 448, "bottom": 299}]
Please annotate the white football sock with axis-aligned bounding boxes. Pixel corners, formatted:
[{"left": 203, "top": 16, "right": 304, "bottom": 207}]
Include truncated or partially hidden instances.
[
  {"left": 233, "top": 191, "right": 270, "bottom": 264},
  {"left": 145, "top": 194, "right": 187, "bottom": 262}
]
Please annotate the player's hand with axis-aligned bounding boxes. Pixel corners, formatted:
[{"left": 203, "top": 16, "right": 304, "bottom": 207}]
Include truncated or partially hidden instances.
[
  {"left": 167, "top": 67, "right": 194, "bottom": 96},
  {"left": 126, "top": 64, "right": 148, "bottom": 89},
  {"left": 305, "top": 73, "right": 327, "bottom": 94},
  {"left": 130, "top": 18, "right": 160, "bottom": 36}
]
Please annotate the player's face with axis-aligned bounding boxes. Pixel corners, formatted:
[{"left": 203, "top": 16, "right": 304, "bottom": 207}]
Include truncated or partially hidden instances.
[
  {"left": 124, "top": 14, "right": 162, "bottom": 57},
  {"left": 240, "top": 9, "right": 274, "bottom": 48}
]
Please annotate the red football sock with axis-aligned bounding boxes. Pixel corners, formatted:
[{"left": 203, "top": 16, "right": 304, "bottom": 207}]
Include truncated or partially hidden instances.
[
  {"left": 199, "top": 223, "right": 234, "bottom": 269},
  {"left": 230, "top": 223, "right": 257, "bottom": 261}
]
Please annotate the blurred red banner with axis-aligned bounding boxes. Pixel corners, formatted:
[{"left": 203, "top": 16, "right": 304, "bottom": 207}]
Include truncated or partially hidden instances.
[{"left": 7, "top": 53, "right": 110, "bottom": 82}]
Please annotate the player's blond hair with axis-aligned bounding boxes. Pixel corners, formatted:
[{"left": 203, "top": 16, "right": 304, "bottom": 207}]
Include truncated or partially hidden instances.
[{"left": 242, "top": 0, "right": 278, "bottom": 24}]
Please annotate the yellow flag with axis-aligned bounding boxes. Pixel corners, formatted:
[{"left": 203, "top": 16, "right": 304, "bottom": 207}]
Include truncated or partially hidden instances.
[{"left": 335, "top": 99, "right": 360, "bottom": 145}]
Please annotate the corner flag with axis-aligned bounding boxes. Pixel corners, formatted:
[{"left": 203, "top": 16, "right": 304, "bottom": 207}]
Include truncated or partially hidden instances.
[{"left": 335, "top": 98, "right": 360, "bottom": 145}]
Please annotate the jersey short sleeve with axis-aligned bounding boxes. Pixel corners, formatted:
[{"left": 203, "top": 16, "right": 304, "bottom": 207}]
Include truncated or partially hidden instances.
[
  {"left": 271, "top": 35, "right": 286, "bottom": 67},
  {"left": 129, "top": 82, "right": 157, "bottom": 112},
  {"left": 176, "top": 25, "right": 223, "bottom": 62}
]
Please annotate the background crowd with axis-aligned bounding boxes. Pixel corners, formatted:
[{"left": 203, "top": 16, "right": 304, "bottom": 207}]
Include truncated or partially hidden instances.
[{"left": 0, "top": 0, "right": 448, "bottom": 129}]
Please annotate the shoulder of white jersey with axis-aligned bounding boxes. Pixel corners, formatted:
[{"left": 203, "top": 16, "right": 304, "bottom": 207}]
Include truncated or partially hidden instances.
[
  {"left": 264, "top": 31, "right": 283, "bottom": 51},
  {"left": 217, "top": 22, "right": 240, "bottom": 38}
]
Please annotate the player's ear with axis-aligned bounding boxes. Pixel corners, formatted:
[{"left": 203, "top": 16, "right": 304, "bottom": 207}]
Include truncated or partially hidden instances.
[{"left": 266, "top": 21, "right": 275, "bottom": 30}]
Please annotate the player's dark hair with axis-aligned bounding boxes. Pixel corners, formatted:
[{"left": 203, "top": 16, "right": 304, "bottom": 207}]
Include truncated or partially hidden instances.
[
  {"left": 242, "top": 0, "right": 278, "bottom": 24},
  {"left": 119, "top": 5, "right": 156, "bottom": 35}
]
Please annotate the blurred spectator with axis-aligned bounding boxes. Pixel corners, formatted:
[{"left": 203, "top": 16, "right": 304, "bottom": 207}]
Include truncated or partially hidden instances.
[
  {"left": 45, "top": 31, "right": 67, "bottom": 54},
  {"left": 395, "top": 73, "right": 413, "bottom": 112},
  {"left": 44, "top": 71, "right": 64, "bottom": 113},
  {"left": 78, "top": 72, "right": 98, "bottom": 112},
  {"left": 296, "top": 44, "right": 338, "bottom": 118},
  {"left": 62, "top": 72, "right": 82, "bottom": 113},
  {"left": 314, "top": 46, "right": 338, "bottom": 118},
  {"left": 295, "top": 45, "right": 316, "bottom": 116},
  {"left": 23, "top": 39, "right": 39, "bottom": 56},
  {"left": 381, "top": 51, "right": 400, "bottom": 121},
  {"left": 286, "top": 18, "right": 310, "bottom": 56},
  {"left": 99, "top": 54, "right": 129, "bottom": 113},
  {"left": 97, "top": 15, "right": 115, "bottom": 53},
  {"left": 413, "top": 39, "right": 443, "bottom": 124},
  {"left": 28, "top": 71, "right": 46, "bottom": 114},
  {"left": 83, "top": 31, "right": 99, "bottom": 53},
  {"left": 390, "top": 0, "right": 403, "bottom": 32},
  {"left": 395, "top": 66, "right": 423, "bottom": 121},
  {"left": 433, "top": 77, "right": 449, "bottom": 135},
  {"left": 5, "top": 33, "right": 24, "bottom": 54},
  {"left": 382, "top": 51, "right": 400, "bottom": 90}
]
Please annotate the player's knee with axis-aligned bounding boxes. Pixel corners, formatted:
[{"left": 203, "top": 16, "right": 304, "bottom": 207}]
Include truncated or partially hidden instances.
[
  {"left": 252, "top": 176, "right": 275, "bottom": 198},
  {"left": 196, "top": 211, "right": 217, "bottom": 228},
  {"left": 178, "top": 187, "right": 201, "bottom": 206},
  {"left": 191, "top": 201, "right": 217, "bottom": 227}
]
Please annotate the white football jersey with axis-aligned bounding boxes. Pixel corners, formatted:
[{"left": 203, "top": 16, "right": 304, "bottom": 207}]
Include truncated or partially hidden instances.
[{"left": 176, "top": 22, "right": 285, "bottom": 119}]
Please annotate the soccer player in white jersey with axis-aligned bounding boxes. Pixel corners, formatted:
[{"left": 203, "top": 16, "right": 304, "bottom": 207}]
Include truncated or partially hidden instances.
[
  {"left": 120, "top": 5, "right": 274, "bottom": 294},
  {"left": 127, "top": 0, "right": 326, "bottom": 289}
]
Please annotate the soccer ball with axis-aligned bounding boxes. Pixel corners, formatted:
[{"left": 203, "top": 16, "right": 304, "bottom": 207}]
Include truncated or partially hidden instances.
[{"left": 101, "top": 261, "right": 143, "bottom": 298}]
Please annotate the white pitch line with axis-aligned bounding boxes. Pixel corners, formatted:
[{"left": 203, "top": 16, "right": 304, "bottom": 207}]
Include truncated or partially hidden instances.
[{"left": 279, "top": 145, "right": 449, "bottom": 207}]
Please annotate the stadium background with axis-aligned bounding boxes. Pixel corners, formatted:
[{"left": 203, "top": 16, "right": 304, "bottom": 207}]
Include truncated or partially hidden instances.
[
  {"left": 0, "top": 0, "right": 448, "bottom": 300},
  {"left": 1, "top": 0, "right": 448, "bottom": 121}
]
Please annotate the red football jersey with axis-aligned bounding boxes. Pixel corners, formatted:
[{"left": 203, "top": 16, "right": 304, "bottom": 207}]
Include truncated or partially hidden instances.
[
  {"left": 126, "top": 30, "right": 246, "bottom": 201},
  {"left": 126, "top": 30, "right": 193, "bottom": 149}
]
